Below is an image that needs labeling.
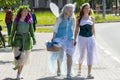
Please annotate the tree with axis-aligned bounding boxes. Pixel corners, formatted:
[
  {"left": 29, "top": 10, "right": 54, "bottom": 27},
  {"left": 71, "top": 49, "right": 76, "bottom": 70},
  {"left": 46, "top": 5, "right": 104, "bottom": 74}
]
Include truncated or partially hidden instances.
[
  {"left": 0, "top": 0, "right": 21, "bottom": 7},
  {"left": 73, "top": 0, "right": 91, "bottom": 8}
]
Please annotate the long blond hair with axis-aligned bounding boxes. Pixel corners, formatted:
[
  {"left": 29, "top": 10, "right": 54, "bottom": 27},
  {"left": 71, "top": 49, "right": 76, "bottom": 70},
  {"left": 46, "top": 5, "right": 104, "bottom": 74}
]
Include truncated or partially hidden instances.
[{"left": 60, "top": 3, "right": 75, "bottom": 19}]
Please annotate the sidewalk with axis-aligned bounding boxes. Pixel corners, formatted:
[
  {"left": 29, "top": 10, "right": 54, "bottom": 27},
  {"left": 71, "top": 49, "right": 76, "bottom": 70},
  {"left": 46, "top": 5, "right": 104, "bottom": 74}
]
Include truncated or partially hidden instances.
[{"left": 0, "top": 33, "right": 120, "bottom": 80}]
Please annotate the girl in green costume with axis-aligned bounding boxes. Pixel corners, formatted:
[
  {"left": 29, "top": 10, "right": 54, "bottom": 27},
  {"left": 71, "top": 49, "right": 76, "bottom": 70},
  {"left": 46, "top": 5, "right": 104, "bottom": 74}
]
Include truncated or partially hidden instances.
[{"left": 9, "top": 6, "right": 36, "bottom": 80}]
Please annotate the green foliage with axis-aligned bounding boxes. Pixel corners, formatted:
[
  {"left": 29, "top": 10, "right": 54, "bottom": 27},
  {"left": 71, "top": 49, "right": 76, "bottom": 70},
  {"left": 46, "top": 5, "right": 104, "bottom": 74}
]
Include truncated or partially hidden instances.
[
  {"left": 14, "top": 5, "right": 31, "bottom": 16},
  {"left": 18, "top": 5, "right": 30, "bottom": 10},
  {"left": 95, "top": 0, "right": 114, "bottom": 9},
  {"left": 1, "top": 11, "right": 120, "bottom": 28},
  {"left": 0, "top": 12, "right": 5, "bottom": 26},
  {"left": 73, "top": 0, "right": 91, "bottom": 8},
  {"left": 0, "top": 0, "right": 21, "bottom": 7}
]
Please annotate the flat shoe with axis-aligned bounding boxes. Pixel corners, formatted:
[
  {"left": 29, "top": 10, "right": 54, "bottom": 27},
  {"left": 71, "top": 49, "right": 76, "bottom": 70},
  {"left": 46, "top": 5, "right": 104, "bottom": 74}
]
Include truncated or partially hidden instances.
[{"left": 86, "top": 74, "right": 94, "bottom": 79}]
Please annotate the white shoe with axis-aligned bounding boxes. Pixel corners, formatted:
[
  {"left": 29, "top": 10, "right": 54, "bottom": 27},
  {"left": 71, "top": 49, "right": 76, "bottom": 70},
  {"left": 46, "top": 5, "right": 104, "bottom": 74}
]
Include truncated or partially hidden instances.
[{"left": 17, "top": 74, "right": 23, "bottom": 80}]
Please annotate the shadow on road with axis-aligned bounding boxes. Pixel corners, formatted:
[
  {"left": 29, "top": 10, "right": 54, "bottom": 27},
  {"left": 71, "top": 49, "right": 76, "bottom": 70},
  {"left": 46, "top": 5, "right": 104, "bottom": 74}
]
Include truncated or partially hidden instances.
[
  {"left": 0, "top": 60, "right": 12, "bottom": 65},
  {"left": 0, "top": 47, "right": 12, "bottom": 53},
  {"left": 37, "top": 76, "right": 86, "bottom": 80},
  {"left": 3, "top": 77, "right": 16, "bottom": 80},
  {"left": 32, "top": 48, "right": 45, "bottom": 52}
]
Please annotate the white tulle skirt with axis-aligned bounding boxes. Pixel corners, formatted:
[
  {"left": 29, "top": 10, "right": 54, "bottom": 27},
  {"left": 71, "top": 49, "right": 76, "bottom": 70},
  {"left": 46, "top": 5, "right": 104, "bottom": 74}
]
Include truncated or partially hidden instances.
[
  {"left": 13, "top": 47, "right": 30, "bottom": 66},
  {"left": 53, "top": 37, "right": 75, "bottom": 56},
  {"left": 48, "top": 51, "right": 67, "bottom": 75},
  {"left": 48, "top": 37, "right": 75, "bottom": 75},
  {"left": 73, "top": 36, "right": 98, "bottom": 65}
]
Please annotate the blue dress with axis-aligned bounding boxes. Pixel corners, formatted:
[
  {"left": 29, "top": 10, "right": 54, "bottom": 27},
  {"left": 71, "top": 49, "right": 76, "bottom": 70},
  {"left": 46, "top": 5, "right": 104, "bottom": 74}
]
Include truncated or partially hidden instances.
[{"left": 49, "top": 17, "right": 75, "bottom": 75}]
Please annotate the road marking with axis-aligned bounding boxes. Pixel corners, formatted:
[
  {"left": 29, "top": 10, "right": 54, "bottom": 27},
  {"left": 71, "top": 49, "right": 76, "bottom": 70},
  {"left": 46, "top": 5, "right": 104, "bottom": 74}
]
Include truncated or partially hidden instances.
[
  {"left": 104, "top": 50, "right": 111, "bottom": 55},
  {"left": 98, "top": 44, "right": 104, "bottom": 50},
  {"left": 111, "top": 56, "right": 120, "bottom": 63},
  {"left": 98, "top": 44, "right": 120, "bottom": 63}
]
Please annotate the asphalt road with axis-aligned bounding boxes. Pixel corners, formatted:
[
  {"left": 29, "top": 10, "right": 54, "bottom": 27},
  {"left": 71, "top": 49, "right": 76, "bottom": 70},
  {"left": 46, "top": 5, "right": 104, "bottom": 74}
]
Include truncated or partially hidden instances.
[{"left": 95, "top": 22, "right": 120, "bottom": 61}]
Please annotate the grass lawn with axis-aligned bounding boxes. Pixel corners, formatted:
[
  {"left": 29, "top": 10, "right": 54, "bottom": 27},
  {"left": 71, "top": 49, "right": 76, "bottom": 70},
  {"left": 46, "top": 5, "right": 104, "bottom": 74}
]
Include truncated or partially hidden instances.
[
  {"left": 0, "top": 11, "right": 56, "bottom": 26},
  {"left": 95, "top": 14, "right": 120, "bottom": 22},
  {"left": 35, "top": 11, "right": 56, "bottom": 25},
  {"left": 36, "top": 27, "right": 52, "bottom": 33},
  {"left": 1, "top": 11, "right": 120, "bottom": 33},
  {"left": 0, "top": 12, "right": 5, "bottom": 26}
]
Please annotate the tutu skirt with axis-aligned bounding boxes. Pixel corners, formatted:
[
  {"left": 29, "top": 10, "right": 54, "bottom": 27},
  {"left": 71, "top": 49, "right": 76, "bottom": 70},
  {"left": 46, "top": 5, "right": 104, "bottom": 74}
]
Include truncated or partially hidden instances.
[
  {"left": 74, "top": 36, "right": 98, "bottom": 65},
  {"left": 48, "top": 37, "right": 75, "bottom": 75},
  {"left": 13, "top": 47, "right": 30, "bottom": 66},
  {"left": 48, "top": 51, "right": 67, "bottom": 75}
]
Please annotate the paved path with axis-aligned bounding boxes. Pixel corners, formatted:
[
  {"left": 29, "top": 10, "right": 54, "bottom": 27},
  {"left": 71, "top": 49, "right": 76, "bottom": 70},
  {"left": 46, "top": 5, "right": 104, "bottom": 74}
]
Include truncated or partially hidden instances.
[{"left": 0, "top": 33, "right": 120, "bottom": 80}]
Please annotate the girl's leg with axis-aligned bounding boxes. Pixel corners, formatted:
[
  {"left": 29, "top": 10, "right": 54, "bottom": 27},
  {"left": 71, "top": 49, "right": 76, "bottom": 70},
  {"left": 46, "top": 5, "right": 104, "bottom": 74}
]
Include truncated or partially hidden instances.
[
  {"left": 87, "top": 65, "right": 94, "bottom": 79},
  {"left": 78, "top": 64, "right": 82, "bottom": 76},
  {"left": 57, "top": 61, "right": 61, "bottom": 76},
  {"left": 78, "top": 48, "right": 86, "bottom": 76},
  {"left": 13, "top": 47, "right": 24, "bottom": 79},
  {"left": 0, "top": 32, "right": 5, "bottom": 47},
  {"left": 67, "top": 54, "right": 72, "bottom": 78},
  {"left": 17, "top": 65, "right": 24, "bottom": 79},
  {"left": 57, "top": 48, "right": 64, "bottom": 76},
  {"left": 87, "top": 42, "right": 94, "bottom": 79},
  {"left": 88, "top": 65, "right": 92, "bottom": 74},
  {"left": 18, "top": 65, "right": 23, "bottom": 74}
]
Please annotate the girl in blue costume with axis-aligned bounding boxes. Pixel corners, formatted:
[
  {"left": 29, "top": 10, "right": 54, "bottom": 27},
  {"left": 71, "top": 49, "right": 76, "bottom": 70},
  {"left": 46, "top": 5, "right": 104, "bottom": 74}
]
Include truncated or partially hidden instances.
[
  {"left": 50, "top": 3, "right": 76, "bottom": 79},
  {"left": 74, "top": 3, "right": 98, "bottom": 79}
]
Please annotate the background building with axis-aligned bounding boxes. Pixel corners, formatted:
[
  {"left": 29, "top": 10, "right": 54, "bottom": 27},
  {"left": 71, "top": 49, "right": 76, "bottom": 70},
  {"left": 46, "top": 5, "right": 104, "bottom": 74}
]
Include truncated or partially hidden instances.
[{"left": 22, "top": 0, "right": 72, "bottom": 9}]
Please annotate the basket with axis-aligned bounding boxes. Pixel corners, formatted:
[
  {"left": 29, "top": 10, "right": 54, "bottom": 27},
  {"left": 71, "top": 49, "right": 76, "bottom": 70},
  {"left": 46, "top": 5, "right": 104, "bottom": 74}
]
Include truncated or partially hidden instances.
[{"left": 46, "top": 42, "right": 60, "bottom": 52}]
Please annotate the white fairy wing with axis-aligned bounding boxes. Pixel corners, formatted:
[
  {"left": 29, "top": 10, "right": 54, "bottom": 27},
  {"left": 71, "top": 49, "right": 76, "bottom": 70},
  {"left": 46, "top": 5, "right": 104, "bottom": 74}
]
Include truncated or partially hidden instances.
[
  {"left": 73, "top": 2, "right": 77, "bottom": 12},
  {"left": 50, "top": 2, "right": 59, "bottom": 17}
]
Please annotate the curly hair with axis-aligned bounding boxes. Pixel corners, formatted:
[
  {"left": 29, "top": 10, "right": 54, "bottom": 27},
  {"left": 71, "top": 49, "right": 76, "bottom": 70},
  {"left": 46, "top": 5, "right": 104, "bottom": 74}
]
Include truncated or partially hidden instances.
[{"left": 14, "top": 6, "right": 32, "bottom": 24}]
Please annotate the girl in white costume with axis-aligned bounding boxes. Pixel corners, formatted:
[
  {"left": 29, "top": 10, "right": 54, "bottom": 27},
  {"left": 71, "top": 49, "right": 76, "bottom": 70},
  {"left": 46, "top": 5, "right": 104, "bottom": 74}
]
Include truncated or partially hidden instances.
[
  {"left": 74, "top": 3, "right": 98, "bottom": 79},
  {"left": 49, "top": 3, "right": 76, "bottom": 79}
]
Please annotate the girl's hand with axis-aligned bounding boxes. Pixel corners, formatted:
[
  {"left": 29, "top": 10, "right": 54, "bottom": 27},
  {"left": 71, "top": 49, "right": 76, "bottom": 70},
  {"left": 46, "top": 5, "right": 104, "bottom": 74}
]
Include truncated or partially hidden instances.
[
  {"left": 33, "top": 39, "right": 36, "bottom": 45},
  {"left": 51, "top": 38, "right": 54, "bottom": 42},
  {"left": 74, "top": 41, "right": 77, "bottom": 46}
]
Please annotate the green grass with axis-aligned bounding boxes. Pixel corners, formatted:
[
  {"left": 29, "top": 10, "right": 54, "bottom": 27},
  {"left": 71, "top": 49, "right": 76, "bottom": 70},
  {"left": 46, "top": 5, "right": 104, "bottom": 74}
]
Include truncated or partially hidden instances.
[
  {"left": 0, "top": 11, "right": 56, "bottom": 26},
  {"left": 1, "top": 11, "right": 120, "bottom": 26},
  {"left": 95, "top": 14, "right": 120, "bottom": 22},
  {"left": 0, "top": 12, "right": 5, "bottom": 26},
  {"left": 36, "top": 27, "right": 52, "bottom": 33},
  {"left": 1, "top": 11, "right": 120, "bottom": 33},
  {"left": 35, "top": 11, "right": 56, "bottom": 25}
]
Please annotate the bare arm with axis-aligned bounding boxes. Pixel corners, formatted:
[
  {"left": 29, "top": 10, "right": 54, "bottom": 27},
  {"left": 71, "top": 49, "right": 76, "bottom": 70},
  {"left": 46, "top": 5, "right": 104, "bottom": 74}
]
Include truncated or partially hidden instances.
[
  {"left": 91, "top": 17, "right": 96, "bottom": 37},
  {"left": 73, "top": 18, "right": 76, "bottom": 32},
  {"left": 52, "top": 32, "right": 56, "bottom": 41},
  {"left": 74, "top": 20, "right": 79, "bottom": 42},
  {"left": 52, "top": 18, "right": 61, "bottom": 41}
]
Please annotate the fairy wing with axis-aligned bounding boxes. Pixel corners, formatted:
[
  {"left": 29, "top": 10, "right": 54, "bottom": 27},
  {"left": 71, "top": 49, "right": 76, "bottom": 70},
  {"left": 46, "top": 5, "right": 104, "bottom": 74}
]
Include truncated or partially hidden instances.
[
  {"left": 50, "top": 2, "right": 59, "bottom": 17},
  {"left": 73, "top": 2, "right": 77, "bottom": 12}
]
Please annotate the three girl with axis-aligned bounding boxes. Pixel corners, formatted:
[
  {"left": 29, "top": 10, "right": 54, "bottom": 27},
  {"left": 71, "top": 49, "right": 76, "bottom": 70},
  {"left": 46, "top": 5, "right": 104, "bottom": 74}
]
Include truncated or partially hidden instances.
[{"left": 9, "top": 2, "right": 98, "bottom": 80}]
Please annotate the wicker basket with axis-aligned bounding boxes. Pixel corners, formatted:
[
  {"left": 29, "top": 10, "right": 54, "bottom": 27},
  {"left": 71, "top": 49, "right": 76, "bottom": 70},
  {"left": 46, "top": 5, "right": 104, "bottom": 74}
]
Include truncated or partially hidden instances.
[{"left": 46, "top": 42, "right": 60, "bottom": 52}]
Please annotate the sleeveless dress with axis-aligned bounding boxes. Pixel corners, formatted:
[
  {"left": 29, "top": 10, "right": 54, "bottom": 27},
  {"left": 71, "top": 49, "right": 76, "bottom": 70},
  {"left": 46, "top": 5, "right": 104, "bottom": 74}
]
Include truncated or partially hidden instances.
[{"left": 74, "top": 16, "right": 98, "bottom": 65}]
